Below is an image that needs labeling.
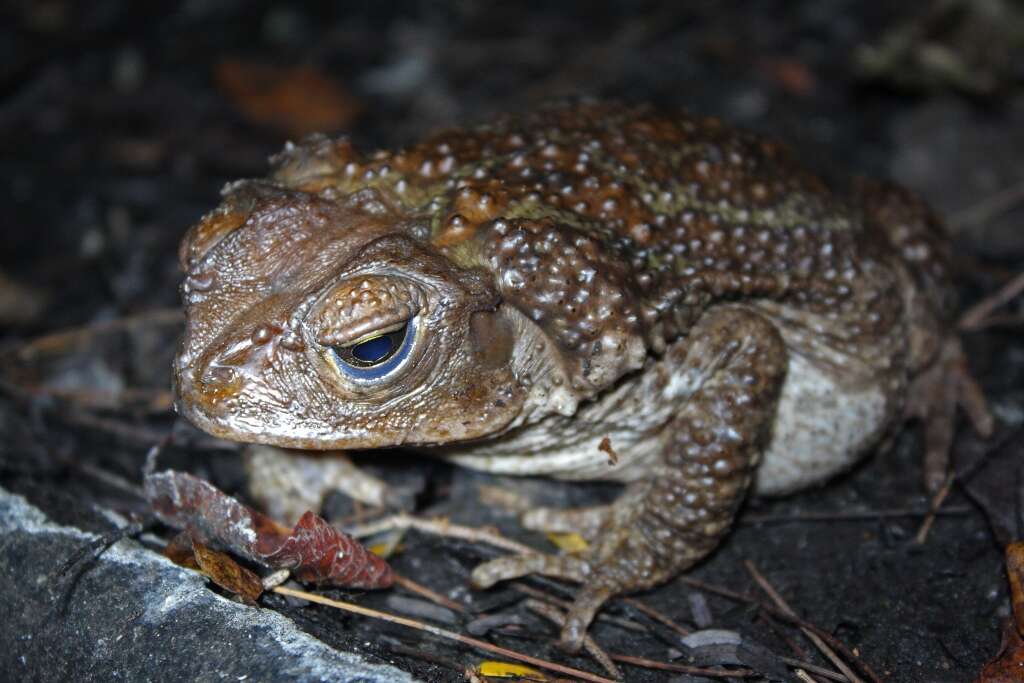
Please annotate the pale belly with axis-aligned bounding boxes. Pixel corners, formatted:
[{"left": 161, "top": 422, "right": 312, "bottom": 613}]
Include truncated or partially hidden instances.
[{"left": 442, "top": 314, "right": 900, "bottom": 497}]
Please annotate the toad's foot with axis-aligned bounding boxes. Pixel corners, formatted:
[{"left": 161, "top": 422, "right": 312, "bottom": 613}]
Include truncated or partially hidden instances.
[
  {"left": 472, "top": 490, "right": 706, "bottom": 651},
  {"left": 473, "top": 306, "right": 787, "bottom": 652},
  {"left": 906, "top": 336, "right": 993, "bottom": 492},
  {"left": 245, "top": 444, "right": 399, "bottom": 525}
]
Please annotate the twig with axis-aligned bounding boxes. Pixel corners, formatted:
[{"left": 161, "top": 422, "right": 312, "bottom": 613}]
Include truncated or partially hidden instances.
[
  {"left": 393, "top": 573, "right": 468, "bottom": 614},
  {"left": 0, "top": 308, "right": 183, "bottom": 411},
  {"left": 61, "top": 411, "right": 178, "bottom": 445},
  {"left": 42, "top": 408, "right": 233, "bottom": 452},
  {"left": 914, "top": 474, "right": 954, "bottom": 544},
  {"left": 741, "top": 505, "right": 971, "bottom": 525},
  {"left": 18, "top": 386, "right": 174, "bottom": 412},
  {"left": 511, "top": 582, "right": 647, "bottom": 633},
  {"left": 525, "top": 599, "right": 622, "bottom": 680},
  {"left": 50, "top": 521, "right": 146, "bottom": 618},
  {"left": 755, "top": 611, "right": 826, "bottom": 681},
  {"left": 345, "top": 513, "right": 536, "bottom": 555},
  {"left": 346, "top": 512, "right": 877, "bottom": 680},
  {"left": 73, "top": 461, "right": 146, "bottom": 499},
  {"left": 608, "top": 653, "right": 754, "bottom": 678},
  {"left": 271, "top": 585, "right": 617, "bottom": 683},
  {"left": 959, "top": 270, "right": 1024, "bottom": 332},
  {"left": 330, "top": 506, "right": 392, "bottom": 530},
  {"left": 949, "top": 180, "right": 1024, "bottom": 233},
  {"left": 619, "top": 597, "right": 691, "bottom": 637},
  {"left": 780, "top": 657, "right": 851, "bottom": 682},
  {"left": 676, "top": 576, "right": 881, "bottom": 683},
  {"left": 379, "top": 638, "right": 465, "bottom": 674},
  {"left": 958, "top": 313, "right": 1024, "bottom": 331},
  {"left": 7, "top": 308, "right": 182, "bottom": 360},
  {"left": 744, "top": 561, "right": 864, "bottom": 683}
]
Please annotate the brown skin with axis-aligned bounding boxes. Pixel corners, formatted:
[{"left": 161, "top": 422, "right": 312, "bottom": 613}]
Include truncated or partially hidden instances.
[{"left": 175, "top": 102, "right": 988, "bottom": 650}]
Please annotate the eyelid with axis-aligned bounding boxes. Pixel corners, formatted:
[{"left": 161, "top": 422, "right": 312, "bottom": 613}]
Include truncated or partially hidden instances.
[
  {"left": 342, "top": 320, "right": 409, "bottom": 348},
  {"left": 309, "top": 276, "right": 424, "bottom": 348},
  {"left": 328, "top": 317, "right": 418, "bottom": 382}
]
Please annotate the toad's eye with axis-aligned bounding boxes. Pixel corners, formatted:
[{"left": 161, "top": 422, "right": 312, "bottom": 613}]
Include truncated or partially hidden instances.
[{"left": 331, "top": 321, "right": 414, "bottom": 381}]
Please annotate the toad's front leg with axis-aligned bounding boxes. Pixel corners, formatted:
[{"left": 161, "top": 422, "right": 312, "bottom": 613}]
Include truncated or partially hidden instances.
[
  {"left": 244, "top": 444, "right": 398, "bottom": 525},
  {"left": 471, "top": 306, "right": 787, "bottom": 651}
]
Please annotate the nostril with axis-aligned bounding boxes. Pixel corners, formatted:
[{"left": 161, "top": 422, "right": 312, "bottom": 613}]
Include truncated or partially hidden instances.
[
  {"left": 183, "top": 270, "right": 217, "bottom": 294},
  {"left": 201, "top": 365, "right": 237, "bottom": 388}
]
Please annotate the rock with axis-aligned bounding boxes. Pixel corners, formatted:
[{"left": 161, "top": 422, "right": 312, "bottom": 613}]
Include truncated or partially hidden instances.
[{"left": 0, "top": 487, "right": 416, "bottom": 682}]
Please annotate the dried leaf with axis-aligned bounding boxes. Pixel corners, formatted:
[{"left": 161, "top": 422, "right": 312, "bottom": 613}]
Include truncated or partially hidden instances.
[
  {"left": 162, "top": 530, "right": 264, "bottom": 603},
  {"left": 367, "top": 529, "right": 404, "bottom": 559},
  {"left": 977, "top": 542, "right": 1024, "bottom": 682},
  {"left": 191, "top": 539, "right": 264, "bottom": 604},
  {"left": 162, "top": 531, "right": 199, "bottom": 570},
  {"left": 546, "top": 532, "right": 589, "bottom": 554},
  {"left": 215, "top": 59, "right": 360, "bottom": 136},
  {"left": 477, "top": 660, "right": 548, "bottom": 680},
  {"left": 145, "top": 467, "right": 392, "bottom": 589},
  {"left": 976, "top": 620, "right": 1024, "bottom": 683},
  {"left": 1008, "top": 541, "right": 1024, "bottom": 632}
]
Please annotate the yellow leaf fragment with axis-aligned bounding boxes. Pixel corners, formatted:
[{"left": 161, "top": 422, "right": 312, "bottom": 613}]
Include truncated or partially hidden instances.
[
  {"left": 477, "top": 660, "right": 548, "bottom": 680},
  {"left": 368, "top": 543, "right": 390, "bottom": 557},
  {"left": 367, "top": 529, "right": 406, "bottom": 558},
  {"left": 546, "top": 532, "right": 589, "bottom": 553}
]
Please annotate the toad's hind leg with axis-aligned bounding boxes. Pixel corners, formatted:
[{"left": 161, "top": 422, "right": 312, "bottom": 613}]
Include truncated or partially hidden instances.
[
  {"left": 905, "top": 335, "right": 993, "bottom": 491},
  {"left": 471, "top": 306, "right": 787, "bottom": 651},
  {"left": 857, "top": 179, "right": 993, "bottom": 490}
]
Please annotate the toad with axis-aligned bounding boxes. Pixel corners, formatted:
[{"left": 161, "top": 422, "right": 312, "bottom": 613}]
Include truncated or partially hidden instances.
[{"left": 173, "top": 102, "right": 990, "bottom": 650}]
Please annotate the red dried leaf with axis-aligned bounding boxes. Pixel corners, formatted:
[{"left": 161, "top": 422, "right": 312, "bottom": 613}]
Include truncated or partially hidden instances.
[
  {"left": 256, "top": 510, "right": 390, "bottom": 587},
  {"left": 145, "top": 468, "right": 392, "bottom": 589}
]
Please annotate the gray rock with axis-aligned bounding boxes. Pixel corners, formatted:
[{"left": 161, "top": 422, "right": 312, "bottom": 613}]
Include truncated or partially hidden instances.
[{"left": 0, "top": 487, "right": 418, "bottom": 682}]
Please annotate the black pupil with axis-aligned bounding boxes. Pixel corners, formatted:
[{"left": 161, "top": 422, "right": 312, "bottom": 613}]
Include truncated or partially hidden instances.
[{"left": 339, "top": 324, "right": 407, "bottom": 368}]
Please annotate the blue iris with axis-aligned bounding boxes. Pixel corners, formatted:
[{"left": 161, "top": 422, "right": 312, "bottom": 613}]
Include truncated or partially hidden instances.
[
  {"left": 352, "top": 335, "right": 393, "bottom": 363},
  {"left": 333, "top": 321, "right": 415, "bottom": 382}
]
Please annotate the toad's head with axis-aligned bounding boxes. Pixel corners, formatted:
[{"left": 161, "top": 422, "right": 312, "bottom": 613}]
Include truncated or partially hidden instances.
[{"left": 173, "top": 181, "right": 528, "bottom": 450}]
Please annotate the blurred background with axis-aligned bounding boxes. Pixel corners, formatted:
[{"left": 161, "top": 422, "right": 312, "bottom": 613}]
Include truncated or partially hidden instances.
[{"left": 1, "top": 2, "right": 1023, "bottom": 681}]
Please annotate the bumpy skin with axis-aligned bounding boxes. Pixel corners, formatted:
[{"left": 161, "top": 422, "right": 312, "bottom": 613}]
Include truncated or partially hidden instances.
[{"left": 174, "top": 102, "right": 978, "bottom": 650}]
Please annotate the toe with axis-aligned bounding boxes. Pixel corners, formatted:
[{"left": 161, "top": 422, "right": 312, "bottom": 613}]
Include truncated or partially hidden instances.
[
  {"left": 956, "top": 360, "right": 994, "bottom": 437},
  {"left": 521, "top": 505, "right": 612, "bottom": 540},
  {"left": 470, "top": 553, "right": 590, "bottom": 589},
  {"left": 558, "top": 581, "right": 615, "bottom": 653}
]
